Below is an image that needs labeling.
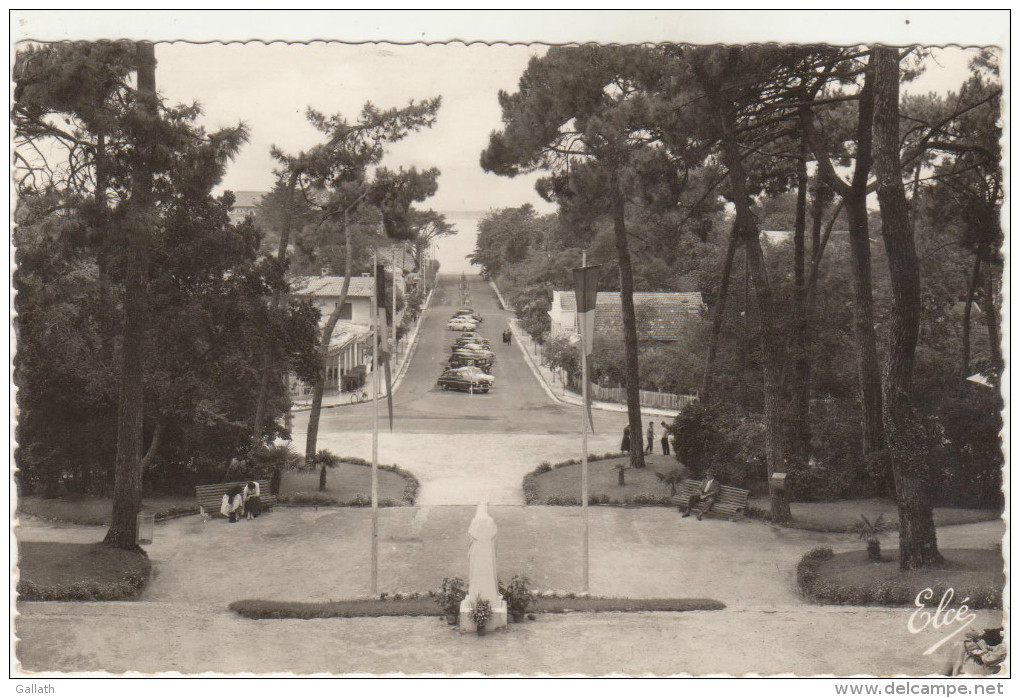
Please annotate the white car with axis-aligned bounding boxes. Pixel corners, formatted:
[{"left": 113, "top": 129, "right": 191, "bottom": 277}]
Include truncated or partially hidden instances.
[{"left": 447, "top": 318, "right": 478, "bottom": 331}]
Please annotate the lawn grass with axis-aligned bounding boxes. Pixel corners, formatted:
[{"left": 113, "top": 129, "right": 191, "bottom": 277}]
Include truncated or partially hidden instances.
[
  {"left": 18, "top": 463, "right": 418, "bottom": 525},
  {"left": 798, "top": 547, "right": 1003, "bottom": 608},
  {"left": 525, "top": 455, "right": 1000, "bottom": 533},
  {"left": 18, "top": 495, "right": 196, "bottom": 526},
  {"left": 230, "top": 596, "right": 725, "bottom": 620},
  {"left": 525, "top": 453, "right": 679, "bottom": 506},
  {"left": 749, "top": 497, "right": 1002, "bottom": 533},
  {"left": 17, "top": 542, "right": 152, "bottom": 601},
  {"left": 279, "top": 463, "right": 415, "bottom": 506}
]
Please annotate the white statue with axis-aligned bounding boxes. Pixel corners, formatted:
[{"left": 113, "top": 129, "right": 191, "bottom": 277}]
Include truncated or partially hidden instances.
[{"left": 459, "top": 503, "right": 508, "bottom": 631}]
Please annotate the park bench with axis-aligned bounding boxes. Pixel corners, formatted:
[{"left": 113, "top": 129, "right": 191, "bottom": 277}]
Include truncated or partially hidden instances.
[
  {"left": 195, "top": 479, "right": 276, "bottom": 518},
  {"left": 671, "top": 478, "right": 749, "bottom": 521}
]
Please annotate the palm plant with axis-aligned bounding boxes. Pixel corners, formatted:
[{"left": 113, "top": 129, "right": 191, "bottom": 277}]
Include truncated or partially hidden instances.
[
  {"left": 656, "top": 467, "right": 689, "bottom": 497},
  {"left": 849, "top": 513, "right": 893, "bottom": 562}
]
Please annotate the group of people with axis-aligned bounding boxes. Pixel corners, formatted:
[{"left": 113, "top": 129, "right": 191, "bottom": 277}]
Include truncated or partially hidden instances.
[
  {"left": 620, "top": 420, "right": 674, "bottom": 455},
  {"left": 220, "top": 481, "right": 262, "bottom": 523},
  {"left": 501, "top": 327, "right": 513, "bottom": 345},
  {"left": 619, "top": 420, "right": 719, "bottom": 520}
]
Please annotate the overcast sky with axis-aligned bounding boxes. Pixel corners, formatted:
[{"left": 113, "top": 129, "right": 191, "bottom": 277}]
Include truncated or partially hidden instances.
[
  {"left": 156, "top": 42, "right": 555, "bottom": 214},
  {"left": 154, "top": 42, "right": 981, "bottom": 215}
]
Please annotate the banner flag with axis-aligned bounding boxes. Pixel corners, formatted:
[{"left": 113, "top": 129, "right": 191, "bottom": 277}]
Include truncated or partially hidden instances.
[
  {"left": 376, "top": 263, "right": 394, "bottom": 432},
  {"left": 572, "top": 264, "right": 601, "bottom": 433}
]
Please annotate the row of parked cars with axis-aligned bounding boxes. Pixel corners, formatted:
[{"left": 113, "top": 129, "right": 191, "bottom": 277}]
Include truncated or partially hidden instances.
[{"left": 438, "top": 308, "right": 495, "bottom": 393}]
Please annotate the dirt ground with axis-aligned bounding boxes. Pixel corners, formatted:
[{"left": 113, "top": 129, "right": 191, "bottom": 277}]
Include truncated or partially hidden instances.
[{"left": 15, "top": 507, "right": 1005, "bottom": 675}]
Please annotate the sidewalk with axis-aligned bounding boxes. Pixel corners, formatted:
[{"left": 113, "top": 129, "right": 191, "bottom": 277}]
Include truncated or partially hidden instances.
[
  {"left": 291, "top": 289, "right": 434, "bottom": 412},
  {"left": 495, "top": 283, "right": 680, "bottom": 419}
]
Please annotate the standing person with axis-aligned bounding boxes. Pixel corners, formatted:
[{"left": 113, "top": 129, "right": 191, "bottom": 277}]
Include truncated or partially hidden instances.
[
  {"left": 660, "top": 421, "right": 671, "bottom": 455},
  {"left": 220, "top": 484, "right": 245, "bottom": 523},
  {"left": 645, "top": 421, "right": 655, "bottom": 455},
  {"left": 243, "top": 481, "right": 262, "bottom": 520},
  {"left": 620, "top": 424, "right": 631, "bottom": 453}
]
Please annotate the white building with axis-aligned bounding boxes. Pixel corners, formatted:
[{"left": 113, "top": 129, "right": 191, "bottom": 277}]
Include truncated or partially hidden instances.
[
  {"left": 289, "top": 274, "right": 388, "bottom": 393},
  {"left": 226, "top": 191, "right": 265, "bottom": 225}
]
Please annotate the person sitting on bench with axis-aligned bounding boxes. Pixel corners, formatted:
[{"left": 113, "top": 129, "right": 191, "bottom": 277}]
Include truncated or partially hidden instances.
[{"left": 683, "top": 470, "right": 720, "bottom": 521}]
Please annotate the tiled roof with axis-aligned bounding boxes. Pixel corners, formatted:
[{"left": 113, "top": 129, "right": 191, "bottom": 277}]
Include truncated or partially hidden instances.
[
  {"left": 290, "top": 275, "right": 376, "bottom": 298},
  {"left": 557, "top": 291, "right": 705, "bottom": 341},
  {"left": 229, "top": 191, "right": 266, "bottom": 209},
  {"left": 326, "top": 321, "right": 372, "bottom": 353}
]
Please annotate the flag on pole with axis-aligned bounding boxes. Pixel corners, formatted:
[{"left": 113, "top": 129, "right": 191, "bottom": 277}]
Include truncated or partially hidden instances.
[
  {"left": 572, "top": 264, "right": 601, "bottom": 433},
  {"left": 376, "top": 263, "right": 394, "bottom": 432}
]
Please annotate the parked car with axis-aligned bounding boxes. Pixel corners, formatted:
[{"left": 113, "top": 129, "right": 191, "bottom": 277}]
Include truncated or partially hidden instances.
[
  {"left": 447, "top": 353, "right": 493, "bottom": 372},
  {"left": 438, "top": 366, "right": 495, "bottom": 393},
  {"left": 456, "top": 343, "right": 494, "bottom": 359},
  {"left": 452, "top": 309, "right": 482, "bottom": 324},
  {"left": 452, "top": 338, "right": 491, "bottom": 352},
  {"left": 447, "top": 318, "right": 478, "bottom": 331}
]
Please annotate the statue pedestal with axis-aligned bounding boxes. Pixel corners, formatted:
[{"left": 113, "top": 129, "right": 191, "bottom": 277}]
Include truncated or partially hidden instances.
[{"left": 459, "top": 596, "right": 508, "bottom": 632}]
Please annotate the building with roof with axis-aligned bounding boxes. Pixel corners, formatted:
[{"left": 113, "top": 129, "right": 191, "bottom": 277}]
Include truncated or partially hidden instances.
[
  {"left": 289, "top": 273, "right": 397, "bottom": 395},
  {"left": 226, "top": 191, "right": 266, "bottom": 225},
  {"left": 549, "top": 290, "right": 706, "bottom": 343}
]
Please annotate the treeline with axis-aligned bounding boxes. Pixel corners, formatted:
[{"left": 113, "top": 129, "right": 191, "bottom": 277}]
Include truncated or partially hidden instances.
[
  {"left": 12, "top": 42, "right": 451, "bottom": 549},
  {"left": 476, "top": 45, "right": 1002, "bottom": 569}
]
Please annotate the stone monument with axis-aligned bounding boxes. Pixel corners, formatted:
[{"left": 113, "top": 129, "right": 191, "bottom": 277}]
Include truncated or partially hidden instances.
[{"left": 459, "top": 503, "right": 508, "bottom": 631}]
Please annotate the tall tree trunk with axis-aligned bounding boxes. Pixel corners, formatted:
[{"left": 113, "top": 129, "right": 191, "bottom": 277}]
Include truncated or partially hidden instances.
[
  {"left": 252, "top": 169, "right": 301, "bottom": 446},
  {"left": 609, "top": 166, "right": 645, "bottom": 470},
  {"left": 874, "top": 46, "right": 941, "bottom": 570},
  {"left": 804, "top": 57, "right": 885, "bottom": 466},
  {"left": 961, "top": 254, "right": 982, "bottom": 381},
  {"left": 704, "top": 84, "right": 791, "bottom": 523},
  {"left": 790, "top": 137, "right": 811, "bottom": 469},
  {"left": 104, "top": 42, "right": 155, "bottom": 552},
  {"left": 699, "top": 219, "right": 741, "bottom": 403},
  {"left": 305, "top": 215, "right": 354, "bottom": 461},
  {"left": 140, "top": 420, "right": 164, "bottom": 470},
  {"left": 809, "top": 177, "right": 829, "bottom": 261},
  {"left": 980, "top": 263, "right": 1003, "bottom": 376}
]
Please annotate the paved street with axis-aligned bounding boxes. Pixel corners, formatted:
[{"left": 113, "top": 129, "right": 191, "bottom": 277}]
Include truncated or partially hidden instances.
[
  {"left": 295, "top": 273, "right": 624, "bottom": 435},
  {"left": 289, "top": 273, "right": 639, "bottom": 505}
]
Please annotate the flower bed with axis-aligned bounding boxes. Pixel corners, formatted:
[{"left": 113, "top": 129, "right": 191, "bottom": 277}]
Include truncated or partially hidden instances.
[
  {"left": 523, "top": 453, "right": 678, "bottom": 507},
  {"left": 279, "top": 459, "right": 419, "bottom": 507},
  {"left": 230, "top": 592, "right": 725, "bottom": 620},
  {"left": 797, "top": 547, "right": 1003, "bottom": 608},
  {"left": 17, "top": 542, "right": 152, "bottom": 601}
]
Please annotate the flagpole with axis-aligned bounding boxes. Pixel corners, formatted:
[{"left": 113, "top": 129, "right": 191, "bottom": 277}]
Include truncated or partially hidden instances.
[
  {"left": 581, "top": 250, "right": 589, "bottom": 593},
  {"left": 371, "top": 247, "right": 379, "bottom": 596},
  {"left": 392, "top": 246, "right": 398, "bottom": 359}
]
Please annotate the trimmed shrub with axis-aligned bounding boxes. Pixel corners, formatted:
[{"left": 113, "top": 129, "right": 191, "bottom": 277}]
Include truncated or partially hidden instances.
[{"left": 797, "top": 547, "right": 1002, "bottom": 608}]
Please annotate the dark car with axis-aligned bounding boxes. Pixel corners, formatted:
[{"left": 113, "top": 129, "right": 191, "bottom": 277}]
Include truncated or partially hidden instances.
[
  {"left": 437, "top": 366, "right": 495, "bottom": 393},
  {"left": 452, "top": 338, "right": 491, "bottom": 352},
  {"left": 448, "top": 353, "right": 493, "bottom": 372}
]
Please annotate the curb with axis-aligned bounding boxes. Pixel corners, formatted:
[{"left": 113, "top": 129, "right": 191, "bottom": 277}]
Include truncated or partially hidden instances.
[
  {"left": 488, "top": 278, "right": 509, "bottom": 310},
  {"left": 290, "top": 288, "right": 433, "bottom": 412},
  {"left": 507, "top": 318, "right": 562, "bottom": 406},
  {"left": 494, "top": 280, "right": 680, "bottom": 419},
  {"left": 391, "top": 288, "right": 434, "bottom": 394}
]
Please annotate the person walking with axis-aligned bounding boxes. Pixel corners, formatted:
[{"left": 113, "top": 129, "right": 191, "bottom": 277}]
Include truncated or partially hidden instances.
[
  {"left": 660, "top": 421, "right": 671, "bottom": 455},
  {"left": 621, "top": 424, "right": 631, "bottom": 453},
  {"left": 645, "top": 421, "right": 654, "bottom": 455}
]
